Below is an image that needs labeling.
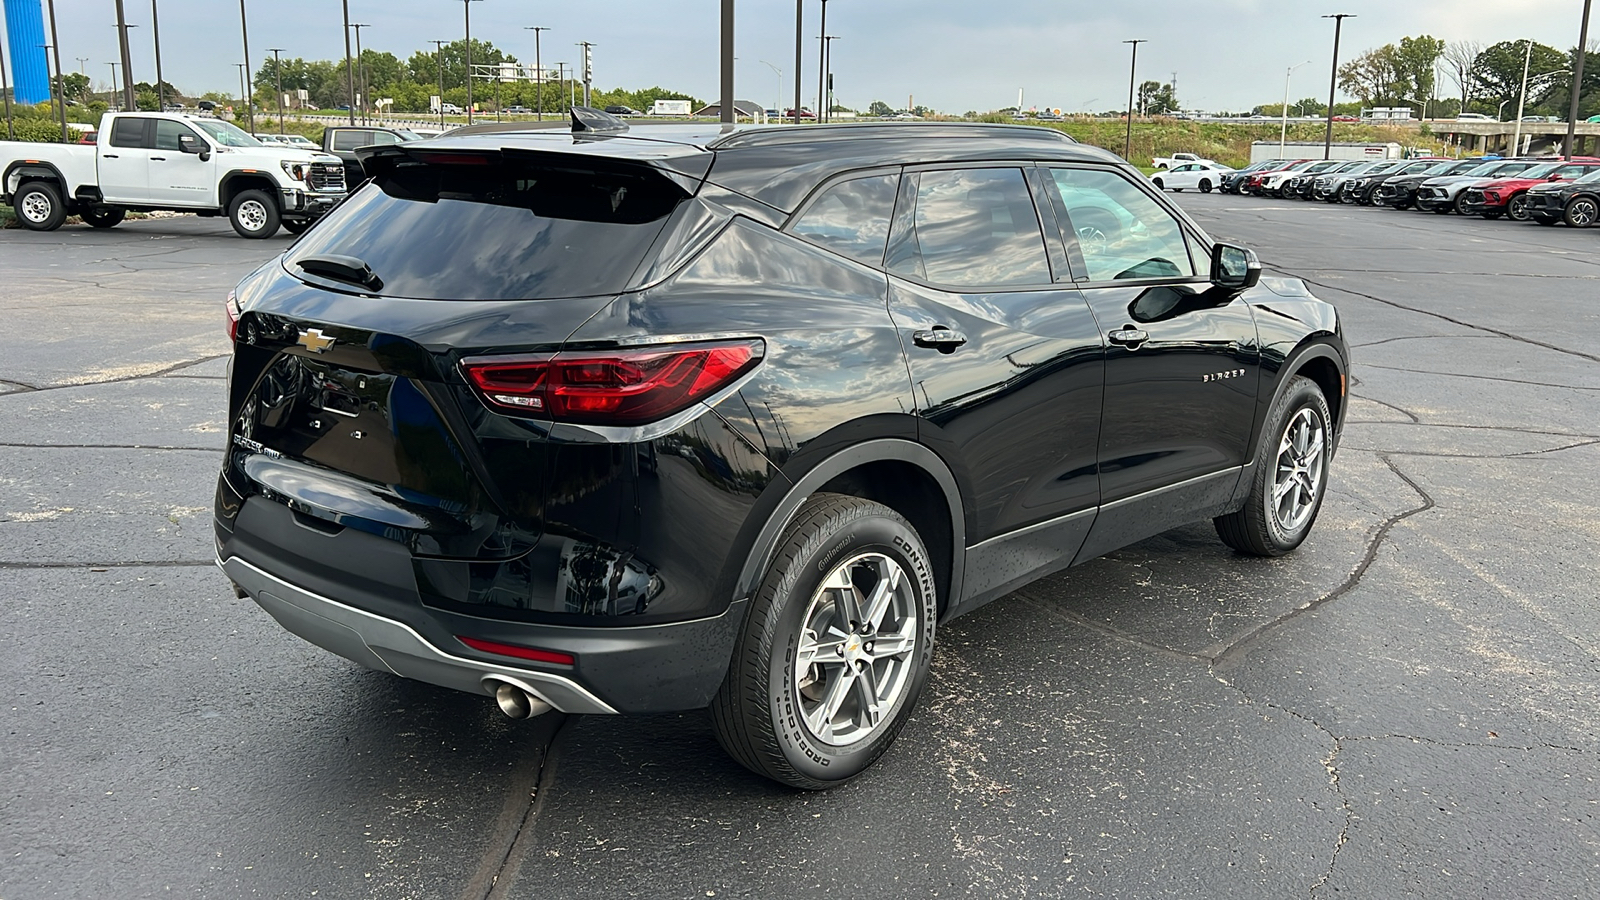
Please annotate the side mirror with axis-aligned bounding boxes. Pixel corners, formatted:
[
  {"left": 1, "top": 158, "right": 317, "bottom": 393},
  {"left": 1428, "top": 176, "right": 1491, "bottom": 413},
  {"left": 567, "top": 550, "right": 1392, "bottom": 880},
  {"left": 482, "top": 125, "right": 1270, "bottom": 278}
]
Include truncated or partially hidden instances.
[
  {"left": 1211, "top": 242, "right": 1261, "bottom": 291},
  {"left": 179, "top": 134, "right": 211, "bottom": 162}
]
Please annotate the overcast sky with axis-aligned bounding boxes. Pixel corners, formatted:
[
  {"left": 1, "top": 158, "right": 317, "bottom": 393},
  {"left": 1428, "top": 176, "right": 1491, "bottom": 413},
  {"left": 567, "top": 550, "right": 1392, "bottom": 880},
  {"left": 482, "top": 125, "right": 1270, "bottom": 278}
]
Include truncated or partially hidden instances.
[{"left": 13, "top": 0, "right": 1591, "bottom": 111}]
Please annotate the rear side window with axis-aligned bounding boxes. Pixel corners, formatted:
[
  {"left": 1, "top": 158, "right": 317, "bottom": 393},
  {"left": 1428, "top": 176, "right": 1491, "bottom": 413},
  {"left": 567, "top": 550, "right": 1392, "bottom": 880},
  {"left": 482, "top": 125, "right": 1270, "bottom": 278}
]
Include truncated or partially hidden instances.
[
  {"left": 330, "top": 130, "right": 371, "bottom": 151},
  {"left": 790, "top": 174, "right": 897, "bottom": 265},
  {"left": 110, "top": 117, "right": 148, "bottom": 148},
  {"left": 888, "top": 168, "right": 1051, "bottom": 287},
  {"left": 285, "top": 156, "right": 687, "bottom": 300}
]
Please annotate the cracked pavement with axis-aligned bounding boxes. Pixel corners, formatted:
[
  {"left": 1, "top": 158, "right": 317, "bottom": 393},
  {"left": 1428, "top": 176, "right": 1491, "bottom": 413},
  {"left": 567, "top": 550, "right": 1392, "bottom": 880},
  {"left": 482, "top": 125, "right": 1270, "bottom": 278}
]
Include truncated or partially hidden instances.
[{"left": 1, "top": 202, "right": 1597, "bottom": 898}]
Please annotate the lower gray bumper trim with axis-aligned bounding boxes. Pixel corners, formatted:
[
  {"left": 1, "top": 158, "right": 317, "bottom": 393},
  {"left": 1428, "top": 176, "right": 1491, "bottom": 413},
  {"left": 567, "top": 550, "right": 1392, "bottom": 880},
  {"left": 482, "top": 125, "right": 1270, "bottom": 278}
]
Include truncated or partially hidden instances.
[{"left": 220, "top": 555, "right": 618, "bottom": 715}]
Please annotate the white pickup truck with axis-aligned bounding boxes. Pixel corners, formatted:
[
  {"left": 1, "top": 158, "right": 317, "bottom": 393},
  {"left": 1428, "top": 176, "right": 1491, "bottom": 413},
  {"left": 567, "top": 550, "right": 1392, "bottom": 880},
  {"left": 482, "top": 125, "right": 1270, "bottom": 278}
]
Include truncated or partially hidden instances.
[
  {"left": 2, "top": 112, "right": 347, "bottom": 238},
  {"left": 1151, "top": 151, "right": 1217, "bottom": 170}
]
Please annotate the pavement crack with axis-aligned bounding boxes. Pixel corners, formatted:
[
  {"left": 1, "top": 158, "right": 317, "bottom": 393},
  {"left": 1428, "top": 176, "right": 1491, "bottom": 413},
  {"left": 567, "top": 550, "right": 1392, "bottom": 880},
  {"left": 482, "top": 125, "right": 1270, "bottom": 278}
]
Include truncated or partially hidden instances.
[
  {"left": 0, "top": 354, "right": 228, "bottom": 394},
  {"left": 1278, "top": 270, "right": 1600, "bottom": 364},
  {"left": 1343, "top": 733, "right": 1587, "bottom": 754},
  {"left": 1350, "top": 392, "right": 1421, "bottom": 424},
  {"left": 1014, "top": 593, "right": 1215, "bottom": 663},
  {"left": 0, "top": 377, "right": 40, "bottom": 392},
  {"left": 1212, "top": 454, "right": 1435, "bottom": 672},
  {"left": 1358, "top": 363, "right": 1600, "bottom": 392},
  {"left": 462, "top": 714, "right": 569, "bottom": 900}
]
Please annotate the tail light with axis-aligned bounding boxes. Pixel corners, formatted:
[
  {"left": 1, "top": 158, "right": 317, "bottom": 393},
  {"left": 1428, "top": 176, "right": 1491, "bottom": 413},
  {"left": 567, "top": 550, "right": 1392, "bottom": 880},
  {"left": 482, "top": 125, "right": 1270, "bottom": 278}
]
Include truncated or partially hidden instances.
[
  {"left": 460, "top": 339, "right": 765, "bottom": 426},
  {"left": 456, "top": 636, "right": 575, "bottom": 665},
  {"left": 225, "top": 291, "right": 241, "bottom": 342}
]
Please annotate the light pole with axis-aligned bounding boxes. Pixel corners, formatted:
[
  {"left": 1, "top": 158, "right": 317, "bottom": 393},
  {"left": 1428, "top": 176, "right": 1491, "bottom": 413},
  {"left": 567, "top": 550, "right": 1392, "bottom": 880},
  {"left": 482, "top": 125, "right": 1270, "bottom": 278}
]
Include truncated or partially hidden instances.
[
  {"left": 720, "top": 0, "right": 733, "bottom": 123},
  {"left": 793, "top": 0, "right": 803, "bottom": 123},
  {"left": 1280, "top": 60, "right": 1311, "bottom": 156},
  {"left": 430, "top": 39, "right": 446, "bottom": 127},
  {"left": 577, "top": 41, "right": 595, "bottom": 107},
  {"left": 1511, "top": 39, "right": 1533, "bottom": 156},
  {"left": 107, "top": 62, "right": 119, "bottom": 108},
  {"left": 525, "top": 27, "right": 549, "bottom": 121},
  {"left": 1123, "top": 39, "right": 1146, "bottom": 161},
  {"left": 822, "top": 35, "right": 840, "bottom": 121},
  {"left": 760, "top": 60, "right": 782, "bottom": 117},
  {"left": 150, "top": 0, "right": 167, "bottom": 111},
  {"left": 341, "top": 0, "right": 355, "bottom": 124},
  {"left": 238, "top": 0, "right": 254, "bottom": 133},
  {"left": 268, "top": 48, "right": 285, "bottom": 130},
  {"left": 234, "top": 62, "right": 248, "bottom": 122},
  {"left": 459, "top": 0, "right": 483, "bottom": 124},
  {"left": 1322, "top": 13, "right": 1355, "bottom": 160},
  {"left": 1565, "top": 0, "right": 1593, "bottom": 159},
  {"left": 816, "top": 0, "right": 829, "bottom": 122},
  {"left": 350, "top": 23, "right": 369, "bottom": 123},
  {"left": 113, "top": 0, "right": 136, "bottom": 110},
  {"left": 43, "top": 0, "right": 66, "bottom": 141},
  {"left": 41, "top": 42, "right": 66, "bottom": 141}
]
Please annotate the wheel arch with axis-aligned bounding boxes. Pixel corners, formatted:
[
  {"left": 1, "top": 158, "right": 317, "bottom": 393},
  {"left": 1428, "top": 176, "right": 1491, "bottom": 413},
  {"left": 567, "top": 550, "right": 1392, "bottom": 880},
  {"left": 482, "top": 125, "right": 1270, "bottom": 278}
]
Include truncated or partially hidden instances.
[
  {"left": 219, "top": 171, "right": 281, "bottom": 210},
  {"left": 3, "top": 161, "right": 68, "bottom": 200},
  {"left": 733, "top": 438, "right": 967, "bottom": 622},
  {"left": 1263, "top": 339, "right": 1347, "bottom": 458}
]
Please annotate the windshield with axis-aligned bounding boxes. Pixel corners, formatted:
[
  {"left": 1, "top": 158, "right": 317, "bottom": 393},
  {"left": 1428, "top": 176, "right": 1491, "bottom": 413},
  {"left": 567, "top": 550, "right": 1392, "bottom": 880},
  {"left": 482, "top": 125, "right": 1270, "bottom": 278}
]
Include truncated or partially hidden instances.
[
  {"left": 1462, "top": 162, "right": 1505, "bottom": 176},
  {"left": 191, "top": 119, "right": 262, "bottom": 147},
  {"left": 394, "top": 129, "right": 422, "bottom": 141},
  {"left": 1511, "top": 163, "right": 1559, "bottom": 180},
  {"left": 1573, "top": 168, "right": 1600, "bottom": 183}
]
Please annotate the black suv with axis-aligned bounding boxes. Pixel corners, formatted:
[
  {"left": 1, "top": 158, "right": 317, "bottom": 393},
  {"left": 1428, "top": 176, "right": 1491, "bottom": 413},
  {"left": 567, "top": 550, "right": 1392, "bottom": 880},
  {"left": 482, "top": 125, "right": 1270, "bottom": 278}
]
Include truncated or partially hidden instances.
[
  {"left": 1523, "top": 167, "right": 1600, "bottom": 226},
  {"left": 216, "top": 113, "right": 1348, "bottom": 789}
]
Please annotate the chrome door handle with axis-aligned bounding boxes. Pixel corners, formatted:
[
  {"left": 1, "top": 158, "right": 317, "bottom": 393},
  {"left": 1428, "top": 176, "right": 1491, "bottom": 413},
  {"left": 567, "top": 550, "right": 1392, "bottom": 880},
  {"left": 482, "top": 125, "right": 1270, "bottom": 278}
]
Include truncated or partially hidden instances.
[
  {"left": 1108, "top": 327, "right": 1150, "bottom": 348},
  {"left": 912, "top": 328, "right": 968, "bottom": 353}
]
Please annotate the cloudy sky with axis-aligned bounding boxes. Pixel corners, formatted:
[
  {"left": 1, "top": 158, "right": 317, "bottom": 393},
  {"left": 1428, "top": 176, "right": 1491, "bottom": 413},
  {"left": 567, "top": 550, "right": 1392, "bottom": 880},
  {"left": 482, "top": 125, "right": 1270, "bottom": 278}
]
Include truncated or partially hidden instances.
[{"left": 12, "top": 0, "right": 1591, "bottom": 111}]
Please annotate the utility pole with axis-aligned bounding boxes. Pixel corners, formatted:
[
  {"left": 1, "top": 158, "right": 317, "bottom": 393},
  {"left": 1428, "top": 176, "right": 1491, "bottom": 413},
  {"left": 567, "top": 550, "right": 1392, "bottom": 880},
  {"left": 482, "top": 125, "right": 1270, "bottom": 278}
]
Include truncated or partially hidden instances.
[
  {"left": 235, "top": 62, "right": 247, "bottom": 122},
  {"left": 44, "top": 0, "right": 66, "bottom": 141},
  {"left": 430, "top": 39, "right": 446, "bottom": 127},
  {"left": 268, "top": 48, "right": 285, "bottom": 130},
  {"left": 340, "top": 0, "right": 355, "bottom": 124},
  {"left": 113, "top": 0, "right": 136, "bottom": 110},
  {"left": 822, "top": 35, "right": 840, "bottom": 122},
  {"left": 150, "top": 0, "right": 167, "bottom": 110},
  {"left": 1280, "top": 61, "right": 1311, "bottom": 157},
  {"left": 555, "top": 61, "right": 567, "bottom": 110},
  {"left": 107, "top": 61, "right": 119, "bottom": 109},
  {"left": 816, "top": 0, "right": 828, "bottom": 122},
  {"left": 578, "top": 41, "right": 594, "bottom": 107},
  {"left": 1565, "top": 0, "right": 1593, "bottom": 159},
  {"left": 525, "top": 27, "right": 549, "bottom": 121},
  {"left": 720, "top": 0, "right": 733, "bottom": 123},
  {"left": 238, "top": 0, "right": 254, "bottom": 133},
  {"left": 1322, "top": 14, "right": 1355, "bottom": 160},
  {"left": 1123, "top": 39, "right": 1145, "bottom": 161},
  {"left": 461, "top": 0, "right": 483, "bottom": 124},
  {"left": 793, "top": 0, "right": 803, "bottom": 124},
  {"left": 350, "top": 23, "right": 369, "bottom": 123}
]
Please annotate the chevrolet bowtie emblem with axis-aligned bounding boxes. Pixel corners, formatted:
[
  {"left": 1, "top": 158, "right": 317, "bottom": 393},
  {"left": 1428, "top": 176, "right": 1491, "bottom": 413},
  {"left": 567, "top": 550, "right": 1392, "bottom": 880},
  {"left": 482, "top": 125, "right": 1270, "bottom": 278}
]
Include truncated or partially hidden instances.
[{"left": 297, "top": 328, "right": 336, "bottom": 353}]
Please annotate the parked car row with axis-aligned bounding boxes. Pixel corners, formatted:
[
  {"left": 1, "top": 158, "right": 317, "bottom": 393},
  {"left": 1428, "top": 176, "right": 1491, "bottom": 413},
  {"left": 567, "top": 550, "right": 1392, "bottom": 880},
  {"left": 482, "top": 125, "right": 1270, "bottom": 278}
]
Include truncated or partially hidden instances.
[{"left": 1227, "top": 154, "right": 1600, "bottom": 228}]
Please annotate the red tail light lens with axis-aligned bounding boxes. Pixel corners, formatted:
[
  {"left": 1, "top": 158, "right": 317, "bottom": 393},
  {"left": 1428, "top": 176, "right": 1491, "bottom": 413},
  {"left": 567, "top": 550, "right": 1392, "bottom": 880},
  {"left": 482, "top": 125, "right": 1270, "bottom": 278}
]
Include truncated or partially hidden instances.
[
  {"left": 225, "top": 291, "right": 241, "bottom": 342},
  {"left": 456, "top": 636, "right": 575, "bottom": 665},
  {"left": 460, "top": 339, "right": 764, "bottom": 425}
]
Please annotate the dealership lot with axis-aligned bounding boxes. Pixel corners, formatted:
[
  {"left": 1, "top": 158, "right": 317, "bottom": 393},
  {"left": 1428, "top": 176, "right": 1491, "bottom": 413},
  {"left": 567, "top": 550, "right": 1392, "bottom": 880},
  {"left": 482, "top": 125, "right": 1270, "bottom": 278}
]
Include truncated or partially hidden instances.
[{"left": 2, "top": 201, "right": 1597, "bottom": 897}]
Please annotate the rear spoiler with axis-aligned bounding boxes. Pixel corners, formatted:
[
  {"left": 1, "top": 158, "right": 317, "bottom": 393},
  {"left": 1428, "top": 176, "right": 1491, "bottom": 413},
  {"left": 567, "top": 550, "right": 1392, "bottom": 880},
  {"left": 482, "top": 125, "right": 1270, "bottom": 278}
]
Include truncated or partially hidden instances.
[{"left": 356, "top": 144, "right": 708, "bottom": 197}]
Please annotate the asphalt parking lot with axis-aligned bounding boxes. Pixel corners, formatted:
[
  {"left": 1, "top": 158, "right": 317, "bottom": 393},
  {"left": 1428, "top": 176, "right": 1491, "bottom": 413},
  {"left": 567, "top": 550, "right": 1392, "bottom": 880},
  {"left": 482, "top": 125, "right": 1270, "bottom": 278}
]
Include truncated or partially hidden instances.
[{"left": 2, "top": 198, "right": 1597, "bottom": 899}]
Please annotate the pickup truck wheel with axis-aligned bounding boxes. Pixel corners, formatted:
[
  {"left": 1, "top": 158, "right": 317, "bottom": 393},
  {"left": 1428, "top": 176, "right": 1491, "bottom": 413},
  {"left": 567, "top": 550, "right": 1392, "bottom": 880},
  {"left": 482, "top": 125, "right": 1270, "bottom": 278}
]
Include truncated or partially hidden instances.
[
  {"left": 281, "top": 219, "right": 311, "bottom": 236},
  {"left": 1215, "top": 376, "right": 1332, "bottom": 557},
  {"left": 711, "top": 493, "right": 937, "bottom": 790},
  {"left": 229, "top": 190, "right": 280, "bottom": 239},
  {"left": 14, "top": 182, "right": 67, "bottom": 231},
  {"left": 82, "top": 207, "right": 125, "bottom": 228}
]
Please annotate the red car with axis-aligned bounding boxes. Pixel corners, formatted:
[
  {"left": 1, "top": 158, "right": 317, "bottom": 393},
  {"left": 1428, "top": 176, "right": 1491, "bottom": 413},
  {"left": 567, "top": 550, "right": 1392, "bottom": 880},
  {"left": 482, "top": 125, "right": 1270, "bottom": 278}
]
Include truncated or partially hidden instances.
[
  {"left": 77, "top": 131, "right": 98, "bottom": 145},
  {"left": 1331, "top": 115, "right": 1360, "bottom": 123},
  {"left": 1457, "top": 160, "right": 1600, "bottom": 220},
  {"left": 782, "top": 108, "right": 817, "bottom": 119},
  {"left": 1243, "top": 159, "right": 1313, "bottom": 194}
]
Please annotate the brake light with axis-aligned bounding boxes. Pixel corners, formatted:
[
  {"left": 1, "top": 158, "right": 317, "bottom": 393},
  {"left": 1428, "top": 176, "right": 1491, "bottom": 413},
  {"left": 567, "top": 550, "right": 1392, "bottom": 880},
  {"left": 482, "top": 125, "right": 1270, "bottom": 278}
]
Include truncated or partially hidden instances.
[
  {"left": 225, "top": 291, "right": 241, "bottom": 342},
  {"left": 456, "top": 636, "right": 575, "bottom": 665},
  {"left": 460, "top": 339, "right": 764, "bottom": 425}
]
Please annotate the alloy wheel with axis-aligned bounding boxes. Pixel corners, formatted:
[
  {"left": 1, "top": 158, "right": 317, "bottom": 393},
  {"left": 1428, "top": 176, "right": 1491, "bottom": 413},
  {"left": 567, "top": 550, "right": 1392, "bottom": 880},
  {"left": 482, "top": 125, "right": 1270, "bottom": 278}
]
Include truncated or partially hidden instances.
[
  {"left": 793, "top": 552, "right": 920, "bottom": 748},
  {"left": 1272, "top": 407, "right": 1326, "bottom": 534},
  {"left": 1508, "top": 194, "right": 1531, "bottom": 221},
  {"left": 1568, "top": 198, "right": 1598, "bottom": 227}
]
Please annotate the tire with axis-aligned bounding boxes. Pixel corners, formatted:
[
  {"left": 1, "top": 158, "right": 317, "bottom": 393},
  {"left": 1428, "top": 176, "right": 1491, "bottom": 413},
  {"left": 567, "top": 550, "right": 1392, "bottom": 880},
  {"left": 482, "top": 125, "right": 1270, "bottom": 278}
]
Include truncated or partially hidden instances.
[
  {"left": 1214, "top": 376, "right": 1332, "bottom": 557},
  {"left": 228, "top": 189, "right": 280, "bottom": 239},
  {"left": 82, "top": 206, "right": 125, "bottom": 228},
  {"left": 1564, "top": 196, "right": 1599, "bottom": 228},
  {"left": 1454, "top": 193, "right": 1473, "bottom": 215},
  {"left": 711, "top": 493, "right": 938, "bottom": 790},
  {"left": 13, "top": 181, "right": 67, "bottom": 232},
  {"left": 1152, "top": 178, "right": 1165, "bottom": 190},
  {"left": 1199, "top": 179, "right": 1213, "bottom": 193},
  {"left": 1507, "top": 193, "right": 1532, "bottom": 222},
  {"left": 281, "top": 219, "right": 312, "bottom": 236}
]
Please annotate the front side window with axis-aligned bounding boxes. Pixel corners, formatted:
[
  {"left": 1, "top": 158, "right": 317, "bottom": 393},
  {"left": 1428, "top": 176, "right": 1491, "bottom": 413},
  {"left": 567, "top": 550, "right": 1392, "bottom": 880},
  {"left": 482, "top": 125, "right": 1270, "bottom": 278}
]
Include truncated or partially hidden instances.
[
  {"left": 889, "top": 168, "right": 1051, "bottom": 287},
  {"left": 1048, "top": 167, "right": 1196, "bottom": 283},
  {"left": 154, "top": 120, "right": 199, "bottom": 152},
  {"left": 790, "top": 173, "right": 897, "bottom": 266}
]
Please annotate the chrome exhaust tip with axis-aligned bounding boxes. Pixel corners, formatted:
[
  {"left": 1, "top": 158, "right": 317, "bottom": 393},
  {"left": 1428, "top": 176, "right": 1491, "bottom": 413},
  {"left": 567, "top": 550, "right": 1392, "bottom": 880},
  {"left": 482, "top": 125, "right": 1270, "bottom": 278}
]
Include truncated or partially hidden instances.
[{"left": 491, "top": 680, "right": 553, "bottom": 719}]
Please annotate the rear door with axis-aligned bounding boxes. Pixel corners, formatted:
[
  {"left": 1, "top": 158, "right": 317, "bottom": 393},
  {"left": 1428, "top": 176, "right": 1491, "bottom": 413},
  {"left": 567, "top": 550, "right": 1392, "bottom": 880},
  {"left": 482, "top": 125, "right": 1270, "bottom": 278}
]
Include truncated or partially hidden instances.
[
  {"left": 1040, "top": 164, "right": 1261, "bottom": 561},
  {"left": 883, "top": 164, "right": 1105, "bottom": 603},
  {"left": 97, "top": 116, "right": 154, "bottom": 203}
]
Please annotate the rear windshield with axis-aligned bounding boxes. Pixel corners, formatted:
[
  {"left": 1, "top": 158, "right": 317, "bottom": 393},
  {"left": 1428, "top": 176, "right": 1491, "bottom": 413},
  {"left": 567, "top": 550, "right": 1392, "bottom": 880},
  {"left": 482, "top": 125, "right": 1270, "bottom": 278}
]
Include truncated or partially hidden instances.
[{"left": 285, "top": 156, "right": 686, "bottom": 300}]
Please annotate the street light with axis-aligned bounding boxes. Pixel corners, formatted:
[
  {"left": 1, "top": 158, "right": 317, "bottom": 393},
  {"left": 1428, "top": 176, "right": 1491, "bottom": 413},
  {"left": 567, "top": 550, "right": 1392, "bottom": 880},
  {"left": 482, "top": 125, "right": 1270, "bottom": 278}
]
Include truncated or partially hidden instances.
[
  {"left": 817, "top": 0, "right": 830, "bottom": 124},
  {"left": 340, "top": 0, "right": 355, "bottom": 124},
  {"left": 350, "top": 23, "right": 369, "bottom": 123},
  {"left": 1564, "top": 0, "right": 1593, "bottom": 160},
  {"left": 1322, "top": 14, "right": 1355, "bottom": 160},
  {"left": 238, "top": 0, "right": 254, "bottom": 133},
  {"left": 107, "top": 62, "right": 120, "bottom": 109},
  {"left": 720, "top": 0, "right": 733, "bottom": 123},
  {"left": 1280, "top": 60, "right": 1312, "bottom": 156},
  {"left": 113, "top": 0, "right": 136, "bottom": 110},
  {"left": 430, "top": 40, "right": 446, "bottom": 127},
  {"left": 268, "top": 48, "right": 285, "bottom": 130},
  {"left": 793, "top": 0, "right": 803, "bottom": 124},
  {"left": 760, "top": 60, "right": 783, "bottom": 117},
  {"left": 525, "top": 27, "right": 550, "bottom": 121},
  {"left": 1123, "top": 39, "right": 1146, "bottom": 161},
  {"left": 44, "top": 0, "right": 67, "bottom": 141},
  {"left": 458, "top": 0, "right": 484, "bottom": 124},
  {"left": 822, "top": 35, "right": 841, "bottom": 122},
  {"left": 150, "top": 0, "right": 167, "bottom": 111},
  {"left": 235, "top": 62, "right": 248, "bottom": 121}
]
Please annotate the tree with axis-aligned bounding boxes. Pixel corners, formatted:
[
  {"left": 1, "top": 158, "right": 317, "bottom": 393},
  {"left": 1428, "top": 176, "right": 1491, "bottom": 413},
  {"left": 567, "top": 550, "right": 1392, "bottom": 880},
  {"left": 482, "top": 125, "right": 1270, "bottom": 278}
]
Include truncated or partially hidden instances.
[
  {"left": 1339, "top": 37, "right": 1442, "bottom": 112},
  {"left": 1137, "top": 80, "right": 1178, "bottom": 115},
  {"left": 1442, "top": 40, "right": 1482, "bottom": 107},
  {"left": 1394, "top": 35, "right": 1445, "bottom": 109},
  {"left": 1470, "top": 40, "right": 1566, "bottom": 114},
  {"left": 53, "top": 72, "right": 91, "bottom": 103},
  {"left": 868, "top": 99, "right": 893, "bottom": 117}
]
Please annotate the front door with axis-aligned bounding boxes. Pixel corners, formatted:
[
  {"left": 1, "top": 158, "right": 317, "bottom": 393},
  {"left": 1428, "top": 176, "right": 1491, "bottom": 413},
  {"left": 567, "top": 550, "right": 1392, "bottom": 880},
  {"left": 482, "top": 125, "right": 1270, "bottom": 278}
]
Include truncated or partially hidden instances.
[
  {"left": 883, "top": 165, "right": 1105, "bottom": 608},
  {"left": 1038, "top": 164, "right": 1262, "bottom": 562},
  {"left": 149, "top": 119, "right": 216, "bottom": 207}
]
